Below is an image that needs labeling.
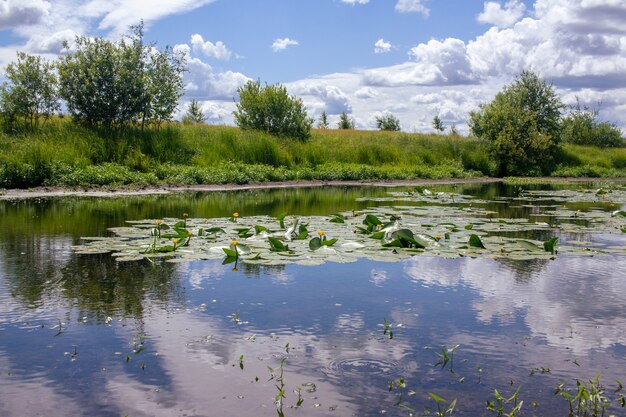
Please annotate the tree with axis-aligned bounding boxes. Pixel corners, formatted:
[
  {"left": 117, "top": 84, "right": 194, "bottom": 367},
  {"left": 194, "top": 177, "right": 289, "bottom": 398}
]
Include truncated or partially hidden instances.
[
  {"left": 58, "top": 22, "right": 185, "bottom": 132},
  {"left": 561, "top": 99, "right": 623, "bottom": 148},
  {"left": 432, "top": 115, "right": 445, "bottom": 133},
  {"left": 337, "top": 111, "right": 354, "bottom": 129},
  {"left": 233, "top": 80, "right": 313, "bottom": 141},
  {"left": 183, "top": 99, "right": 207, "bottom": 124},
  {"left": 143, "top": 46, "right": 186, "bottom": 129},
  {"left": 375, "top": 113, "right": 401, "bottom": 131},
  {"left": 0, "top": 52, "right": 59, "bottom": 130},
  {"left": 317, "top": 111, "right": 329, "bottom": 129},
  {"left": 469, "top": 70, "right": 564, "bottom": 176}
]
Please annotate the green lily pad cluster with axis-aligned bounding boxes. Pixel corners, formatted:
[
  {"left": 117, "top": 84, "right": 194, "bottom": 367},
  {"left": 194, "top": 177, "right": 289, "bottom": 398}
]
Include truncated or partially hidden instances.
[{"left": 74, "top": 186, "right": 626, "bottom": 266}]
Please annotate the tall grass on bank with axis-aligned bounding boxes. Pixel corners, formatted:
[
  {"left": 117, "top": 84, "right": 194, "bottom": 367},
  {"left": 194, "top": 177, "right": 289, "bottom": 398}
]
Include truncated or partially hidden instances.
[{"left": 1, "top": 118, "right": 624, "bottom": 189}]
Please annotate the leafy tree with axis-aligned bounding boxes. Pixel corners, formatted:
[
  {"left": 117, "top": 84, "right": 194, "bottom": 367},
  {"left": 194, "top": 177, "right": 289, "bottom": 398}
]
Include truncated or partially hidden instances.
[
  {"left": 337, "top": 111, "right": 354, "bottom": 130},
  {"left": 561, "top": 99, "right": 623, "bottom": 147},
  {"left": 375, "top": 113, "right": 401, "bottom": 131},
  {"left": 469, "top": 70, "right": 564, "bottom": 176},
  {"left": 58, "top": 22, "right": 185, "bottom": 132},
  {"left": 432, "top": 115, "right": 445, "bottom": 133},
  {"left": 317, "top": 111, "right": 329, "bottom": 129},
  {"left": 143, "top": 46, "right": 186, "bottom": 129},
  {"left": 0, "top": 52, "right": 59, "bottom": 130},
  {"left": 183, "top": 99, "right": 207, "bottom": 124},
  {"left": 233, "top": 80, "right": 313, "bottom": 141}
]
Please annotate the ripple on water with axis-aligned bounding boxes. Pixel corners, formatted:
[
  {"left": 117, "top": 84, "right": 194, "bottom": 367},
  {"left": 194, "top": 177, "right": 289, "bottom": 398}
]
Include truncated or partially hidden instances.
[{"left": 323, "top": 357, "right": 406, "bottom": 380}]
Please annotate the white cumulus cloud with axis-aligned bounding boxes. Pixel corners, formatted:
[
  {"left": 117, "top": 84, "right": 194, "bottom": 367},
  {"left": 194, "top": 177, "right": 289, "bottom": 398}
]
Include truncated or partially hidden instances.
[
  {"left": 271, "top": 37, "right": 299, "bottom": 52},
  {"left": 374, "top": 38, "right": 392, "bottom": 54},
  {"left": 395, "top": 0, "right": 429, "bottom": 16},
  {"left": 0, "top": 0, "right": 50, "bottom": 29},
  {"left": 290, "top": 81, "right": 352, "bottom": 115},
  {"left": 477, "top": 0, "right": 526, "bottom": 28},
  {"left": 190, "top": 34, "right": 232, "bottom": 60}
]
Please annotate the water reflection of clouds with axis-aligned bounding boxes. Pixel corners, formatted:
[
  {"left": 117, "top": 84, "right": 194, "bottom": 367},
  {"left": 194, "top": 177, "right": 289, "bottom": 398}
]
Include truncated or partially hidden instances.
[
  {"left": 178, "top": 261, "right": 225, "bottom": 290},
  {"left": 369, "top": 269, "right": 389, "bottom": 286},
  {"left": 403, "top": 256, "right": 626, "bottom": 354},
  {"left": 0, "top": 353, "right": 83, "bottom": 417}
]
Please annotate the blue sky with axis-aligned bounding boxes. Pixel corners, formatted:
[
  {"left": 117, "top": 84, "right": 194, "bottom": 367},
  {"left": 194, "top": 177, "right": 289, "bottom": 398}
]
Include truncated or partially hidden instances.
[{"left": 1, "top": 0, "right": 625, "bottom": 132}]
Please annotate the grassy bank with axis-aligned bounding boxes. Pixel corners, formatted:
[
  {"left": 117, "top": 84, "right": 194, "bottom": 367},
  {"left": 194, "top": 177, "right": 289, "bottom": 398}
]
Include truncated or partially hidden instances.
[{"left": 1, "top": 119, "right": 625, "bottom": 188}]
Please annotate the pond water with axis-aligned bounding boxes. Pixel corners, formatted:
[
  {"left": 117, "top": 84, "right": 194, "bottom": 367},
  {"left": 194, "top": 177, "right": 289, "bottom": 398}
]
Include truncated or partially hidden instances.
[{"left": 1, "top": 183, "right": 626, "bottom": 417}]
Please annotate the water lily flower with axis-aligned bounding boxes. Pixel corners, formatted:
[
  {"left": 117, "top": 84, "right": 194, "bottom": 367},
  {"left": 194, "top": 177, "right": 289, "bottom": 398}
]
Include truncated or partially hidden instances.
[
  {"left": 232, "top": 239, "right": 238, "bottom": 246},
  {"left": 318, "top": 231, "right": 325, "bottom": 237},
  {"left": 183, "top": 213, "right": 189, "bottom": 218},
  {"left": 155, "top": 220, "right": 162, "bottom": 225},
  {"left": 435, "top": 235, "right": 443, "bottom": 241}
]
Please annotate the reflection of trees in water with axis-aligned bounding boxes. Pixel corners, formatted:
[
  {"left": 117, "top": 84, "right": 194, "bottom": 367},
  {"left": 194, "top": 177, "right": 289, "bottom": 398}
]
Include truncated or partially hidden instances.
[
  {"left": 494, "top": 257, "right": 551, "bottom": 283},
  {"left": 60, "top": 255, "right": 184, "bottom": 319},
  {"left": 238, "top": 262, "right": 286, "bottom": 279},
  {"left": 1, "top": 226, "right": 184, "bottom": 318},
  {"left": 2, "top": 234, "right": 73, "bottom": 307}
]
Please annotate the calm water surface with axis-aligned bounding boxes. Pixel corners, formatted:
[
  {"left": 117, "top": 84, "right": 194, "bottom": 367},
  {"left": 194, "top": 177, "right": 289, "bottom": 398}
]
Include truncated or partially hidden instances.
[{"left": 1, "top": 184, "right": 625, "bottom": 417}]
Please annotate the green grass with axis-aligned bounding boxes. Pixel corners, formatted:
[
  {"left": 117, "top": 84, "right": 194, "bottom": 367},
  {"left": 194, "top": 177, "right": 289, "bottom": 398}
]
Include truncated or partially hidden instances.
[{"left": 0, "top": 118, "right": 624, "bottom": 189}]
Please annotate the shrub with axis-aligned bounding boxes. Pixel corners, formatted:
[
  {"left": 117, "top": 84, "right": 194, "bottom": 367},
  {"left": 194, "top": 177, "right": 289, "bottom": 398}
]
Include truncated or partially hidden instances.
[
  {"left": 0, "top": 52, "right": 59, "bottom": 131},
  {"left": 233, "top": 80, "right": 313, "bottom": 141},
  {"left": 182, "top": 99, "right": 207, "bottom": 124},
  {"left": 469, "top": 70, "right": 564, "bottom": 176},
  {"left": 561, "top": 101, "right": 623, "bottom": 147},
  {"left": 337, "top": 112, "right": 354, "bottom": 130},
  {"left": 375, "top": 113, "right": 401, "bottom": 131},
  {"left": 432, "top": 115, "right": 445, "bottom": 133}
]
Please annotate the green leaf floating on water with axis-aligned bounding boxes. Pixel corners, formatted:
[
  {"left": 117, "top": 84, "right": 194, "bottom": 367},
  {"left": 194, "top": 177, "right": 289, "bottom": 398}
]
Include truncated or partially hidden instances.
[
  {"left": 383, "top": 229, "right": 426, "bottom": 249},
  {"left": 544, "top": 237, "right": 558, "bottom": 254},
  {"left": 468, "top": 234, "right": 485, "bottom": 249},
  {"left": 268, "top": 236, "right": 290, "bottom": 252}
]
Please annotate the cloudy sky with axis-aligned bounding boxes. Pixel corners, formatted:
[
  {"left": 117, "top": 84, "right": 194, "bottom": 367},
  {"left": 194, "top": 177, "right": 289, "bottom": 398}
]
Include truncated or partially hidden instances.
[{"left": 1, "top": 0, "right": 625, "bottom": 132}]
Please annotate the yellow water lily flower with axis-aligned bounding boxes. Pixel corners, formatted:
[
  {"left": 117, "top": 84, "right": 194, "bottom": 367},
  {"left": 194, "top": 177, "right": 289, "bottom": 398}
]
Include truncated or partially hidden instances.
[{"left": 232, "top": 239, "right": 239, "bottom": 246}]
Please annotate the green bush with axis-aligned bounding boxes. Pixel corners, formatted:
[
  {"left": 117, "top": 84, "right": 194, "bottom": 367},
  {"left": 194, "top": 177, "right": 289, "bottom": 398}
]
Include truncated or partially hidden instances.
[
  {"left": 561, "top": 102, "right": 623, "bottom": 147},
  {"left": 375, "top": 113, "right": 401, "bottom": 131},
  {"left": 233, "top": 80, "right": 313, "bottom": 141},
  {"left": 469, "top": 71, "right": 564, "bottom": 176}
]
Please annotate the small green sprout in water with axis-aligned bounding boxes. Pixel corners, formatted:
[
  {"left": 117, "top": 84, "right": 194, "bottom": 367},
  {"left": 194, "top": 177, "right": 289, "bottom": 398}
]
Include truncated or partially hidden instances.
[
  {"left": 383, "top": 318, "right": 393, "bottom": 339},
  {"left": 435, "top": 344, "right": 460, "bottom": 372},
  {"left": 428, "top": 392, "right": 457, "bottom": 417},
  {"left": 487, "top": 385, "right": 523, "bottom": 417},
  {"left": 554, "top": 374, "right": 615, "bottom": 417}
]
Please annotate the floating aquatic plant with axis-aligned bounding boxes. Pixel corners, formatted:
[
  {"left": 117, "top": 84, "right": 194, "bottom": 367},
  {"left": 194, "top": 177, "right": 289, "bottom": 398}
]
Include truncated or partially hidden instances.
[{"left": 73, "top": 185, "right": 626, "bottom": 265}]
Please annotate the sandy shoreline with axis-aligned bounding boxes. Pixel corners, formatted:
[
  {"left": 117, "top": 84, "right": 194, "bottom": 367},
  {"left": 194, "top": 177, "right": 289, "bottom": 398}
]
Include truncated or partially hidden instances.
[{"left": 1, "top": 177, "right": 624, "bottom": 200}]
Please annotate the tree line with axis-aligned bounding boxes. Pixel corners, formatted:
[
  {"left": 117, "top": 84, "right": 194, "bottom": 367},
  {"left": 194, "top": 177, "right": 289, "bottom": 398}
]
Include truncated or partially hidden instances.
[
  {"left": 1, "top": 24, "right": 623, "bottom": 178},
  {"left": 0, "top": 23, "right": 185, "bottom": 134}
]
